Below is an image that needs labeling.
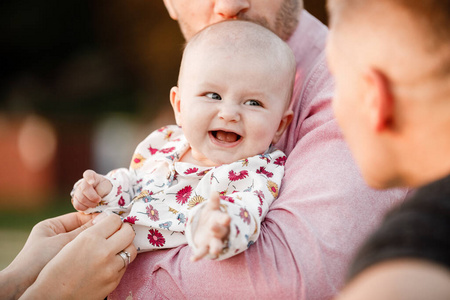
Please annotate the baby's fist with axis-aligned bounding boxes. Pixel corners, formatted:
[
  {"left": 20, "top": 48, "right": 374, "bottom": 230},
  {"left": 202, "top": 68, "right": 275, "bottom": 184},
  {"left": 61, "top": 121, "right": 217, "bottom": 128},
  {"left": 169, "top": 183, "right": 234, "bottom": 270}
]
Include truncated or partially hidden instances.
[{"left": 71, "top": 170, "right": 112, "bottom": 211}]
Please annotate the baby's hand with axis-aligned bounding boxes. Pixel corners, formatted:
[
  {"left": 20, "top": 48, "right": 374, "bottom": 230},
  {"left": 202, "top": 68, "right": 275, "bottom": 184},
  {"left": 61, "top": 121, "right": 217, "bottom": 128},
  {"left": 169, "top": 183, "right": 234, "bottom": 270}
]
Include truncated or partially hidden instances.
[
  {"left": 191, "top": 192, "right": 231, "bottom": 261},
  {"left": 71, "top": 170, "right": 112, "bottom": 212}
]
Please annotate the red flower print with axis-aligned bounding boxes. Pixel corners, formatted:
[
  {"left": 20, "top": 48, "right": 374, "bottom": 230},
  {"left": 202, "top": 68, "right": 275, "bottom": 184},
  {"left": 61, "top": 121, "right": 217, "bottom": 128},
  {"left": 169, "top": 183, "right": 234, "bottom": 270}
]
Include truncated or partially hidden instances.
[
  {"left": 239, "top": 208, "right": 251, "bottom": 224},
  {"left": 220, "top": 195, "right": 235, "bottom": 203},
  {"left": 148, "top": 229, "right": 165, "bottom": 247},
  {"left": 146, "top": 205, "right": 159, "bottom": 221},
  {"left": 124, "top": 216, "right": 138, "bottom": 224},
  {"left": 184, "top": 167, "right": 199, "bottom": 175},
  {"left": 159, "top": 147, "right": 175, "bottom": 154},
  {"left": 254, "top": 190, "right": 265, "bottom": 205},
  {"left": 258, "top": 206, "right": 262, "bottom": 217},
  {"left": 256, "top": 166, "right": 273, "bottom": 178},
  {"left": 148, "top": 146, "right": 158, "bottom": 155},
  {"left": 259, "top": 155, "right": 271, "bottom": 163},
  {"left": 235, "top": 225, "right": 240, "bottom": 237},
  {"left": 118, "top": 196, "right": 125, "bottom": 207},
  {"left": 274, "top": 156, "right": 287, "bottom": 166},
  {"left": 116, "top": 185, "right": 122, "bottom": 197},
  {"left": 176, "top": 185, "right": 193, "bottom": 205},
  {"left": 228, "top": 170, "right": 249, "bottom": 181}
]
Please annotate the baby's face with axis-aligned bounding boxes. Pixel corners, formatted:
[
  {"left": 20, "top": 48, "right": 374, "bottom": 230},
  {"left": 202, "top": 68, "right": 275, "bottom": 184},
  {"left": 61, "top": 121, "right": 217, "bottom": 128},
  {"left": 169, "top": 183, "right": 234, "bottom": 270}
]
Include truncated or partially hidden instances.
[{"left": 172, "top": 44, "right": 293, "bottom": 166}]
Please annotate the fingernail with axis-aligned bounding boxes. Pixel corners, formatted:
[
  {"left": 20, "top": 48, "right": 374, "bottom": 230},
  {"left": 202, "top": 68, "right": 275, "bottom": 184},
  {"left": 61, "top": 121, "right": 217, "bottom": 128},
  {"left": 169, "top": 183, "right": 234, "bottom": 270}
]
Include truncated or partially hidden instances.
[
  {"left": 87, "top": 179, "right": 95, "bottom": 185},
  {"left": 93, "top": 212, "right": 107, "bottom": 224}
]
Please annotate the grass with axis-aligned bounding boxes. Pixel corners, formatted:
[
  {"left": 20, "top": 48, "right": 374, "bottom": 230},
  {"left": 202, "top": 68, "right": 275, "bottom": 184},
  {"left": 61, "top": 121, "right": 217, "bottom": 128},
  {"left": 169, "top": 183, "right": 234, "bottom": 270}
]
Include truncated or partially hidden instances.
[{"left": 0, "top": 198, "right": 75, "bottom": 269}]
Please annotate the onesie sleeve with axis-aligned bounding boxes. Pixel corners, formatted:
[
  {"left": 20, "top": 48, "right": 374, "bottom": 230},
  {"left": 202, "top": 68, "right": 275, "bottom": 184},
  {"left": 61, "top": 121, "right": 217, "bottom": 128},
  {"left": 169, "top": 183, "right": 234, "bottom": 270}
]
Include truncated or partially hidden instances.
[
  {"left": 72, "top": 125, "right": 184, "bottom": 215},
  {"left": 185, "top": 149, "right": 286, "bottom": 260}
]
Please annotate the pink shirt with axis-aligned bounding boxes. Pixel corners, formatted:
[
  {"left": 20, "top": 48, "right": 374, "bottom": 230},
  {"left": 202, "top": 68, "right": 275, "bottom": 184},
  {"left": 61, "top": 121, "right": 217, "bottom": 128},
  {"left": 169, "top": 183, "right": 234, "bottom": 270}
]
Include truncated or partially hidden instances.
[{"left": 110, "top": 11, "right": 408, "bottom": 299}]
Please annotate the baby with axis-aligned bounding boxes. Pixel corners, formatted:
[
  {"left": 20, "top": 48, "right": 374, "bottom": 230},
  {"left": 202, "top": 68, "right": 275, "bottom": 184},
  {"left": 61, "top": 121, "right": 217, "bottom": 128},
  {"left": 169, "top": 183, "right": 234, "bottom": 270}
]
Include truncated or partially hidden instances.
[{"left": 71, "top": 20, "right": 295, "bottom": 261}]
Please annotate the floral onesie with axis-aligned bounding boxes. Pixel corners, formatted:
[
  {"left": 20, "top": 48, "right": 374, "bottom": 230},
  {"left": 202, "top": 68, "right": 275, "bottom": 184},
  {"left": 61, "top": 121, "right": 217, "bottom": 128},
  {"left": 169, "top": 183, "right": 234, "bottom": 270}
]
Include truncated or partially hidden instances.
[{"left": 78, "top": 125, "right": 286, "bottom": 260}]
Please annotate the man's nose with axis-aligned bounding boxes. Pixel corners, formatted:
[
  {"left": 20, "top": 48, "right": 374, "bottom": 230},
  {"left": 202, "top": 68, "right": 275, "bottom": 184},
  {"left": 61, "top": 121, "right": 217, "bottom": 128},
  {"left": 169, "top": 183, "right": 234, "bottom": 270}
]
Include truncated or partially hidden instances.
[
  {"left": 218, "top": 104, "right": 241, "bottom": 122},
  {"left": 214, "top": 0, "right": 250, "bottom": 19}
]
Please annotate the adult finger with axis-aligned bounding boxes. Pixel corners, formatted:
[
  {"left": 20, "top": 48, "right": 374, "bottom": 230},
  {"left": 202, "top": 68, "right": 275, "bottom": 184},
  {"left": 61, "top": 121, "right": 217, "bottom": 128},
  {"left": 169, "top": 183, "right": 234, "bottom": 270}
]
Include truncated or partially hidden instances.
[
  {"left": 116, "top": 244, "right": 137, "bottom": 271},
  {"left": 82, "top": 213, "right": 124, "bottom": 239},
  {"left": 45, "top": 212, "right": 96, "bottom": 235},
  {"left": 106, "top": 222, "right": 136, "bottom": 253}
]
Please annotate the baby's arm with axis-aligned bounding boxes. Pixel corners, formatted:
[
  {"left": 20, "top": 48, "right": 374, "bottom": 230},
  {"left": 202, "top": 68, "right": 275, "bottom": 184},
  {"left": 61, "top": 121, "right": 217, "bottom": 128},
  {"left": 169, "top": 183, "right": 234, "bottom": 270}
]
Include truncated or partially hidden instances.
[
  {"left": 190, "top": 192, "right": 231, "bottom": 261},
  {"left": 71, "top": 170, "right": 112, "bottom": 212}
]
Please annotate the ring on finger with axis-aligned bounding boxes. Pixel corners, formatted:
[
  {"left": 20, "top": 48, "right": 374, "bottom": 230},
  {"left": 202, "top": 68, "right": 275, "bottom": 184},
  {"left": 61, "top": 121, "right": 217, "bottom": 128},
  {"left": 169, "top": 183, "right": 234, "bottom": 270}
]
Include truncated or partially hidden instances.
[{"left": 118, "top": 250, "right": 131, "bottom": 268}]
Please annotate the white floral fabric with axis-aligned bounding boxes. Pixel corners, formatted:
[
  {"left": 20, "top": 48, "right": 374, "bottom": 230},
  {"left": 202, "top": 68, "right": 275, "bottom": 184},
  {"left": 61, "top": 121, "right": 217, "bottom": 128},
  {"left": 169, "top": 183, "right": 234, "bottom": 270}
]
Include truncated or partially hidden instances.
[{"left": 81, "top": 125, "right": 286, "bottom": 260}]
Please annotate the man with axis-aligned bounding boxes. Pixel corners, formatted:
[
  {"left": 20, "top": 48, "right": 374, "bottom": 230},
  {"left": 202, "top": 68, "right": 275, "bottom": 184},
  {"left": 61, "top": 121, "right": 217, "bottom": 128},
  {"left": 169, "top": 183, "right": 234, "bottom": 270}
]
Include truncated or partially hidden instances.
[
  {"left": 111, "top": 1, "right": 408, "bottom": 298},
  {"left": 326, "top": 0, "right": 450, "bottom": 298}
]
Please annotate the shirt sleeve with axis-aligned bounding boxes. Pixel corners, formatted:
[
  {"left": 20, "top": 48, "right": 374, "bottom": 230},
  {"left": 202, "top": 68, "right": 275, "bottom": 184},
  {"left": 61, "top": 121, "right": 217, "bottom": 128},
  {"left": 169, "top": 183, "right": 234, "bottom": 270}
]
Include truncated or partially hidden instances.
[{"left": 185, "top": 150, "right": 286, "bottom": 260}]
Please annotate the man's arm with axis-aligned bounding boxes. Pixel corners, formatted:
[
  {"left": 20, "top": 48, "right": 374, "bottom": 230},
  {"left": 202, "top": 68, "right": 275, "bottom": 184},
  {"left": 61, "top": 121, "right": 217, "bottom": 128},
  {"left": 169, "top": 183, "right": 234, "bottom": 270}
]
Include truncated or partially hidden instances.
[{"left": 110, "top": 57, "right": 409, "bottom": 299}]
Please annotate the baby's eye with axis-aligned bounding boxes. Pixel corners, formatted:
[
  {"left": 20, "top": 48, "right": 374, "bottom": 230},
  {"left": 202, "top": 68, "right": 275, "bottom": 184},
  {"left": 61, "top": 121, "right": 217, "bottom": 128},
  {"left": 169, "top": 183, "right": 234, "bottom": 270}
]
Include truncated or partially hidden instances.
[
  {"left": 244, "top": 100, "right": 262, "bottom": 107},
  {"left": 206, "top": 92, "right": 222, "bottom": 100}
]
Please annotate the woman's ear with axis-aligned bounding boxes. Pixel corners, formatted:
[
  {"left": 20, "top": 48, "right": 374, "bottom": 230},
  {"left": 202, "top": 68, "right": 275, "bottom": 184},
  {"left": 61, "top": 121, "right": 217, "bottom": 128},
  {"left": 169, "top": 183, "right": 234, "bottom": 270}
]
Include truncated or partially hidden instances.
[
  {"left": 163, "top": 0, "right": 178, "bottom": 20},
  {"left": 170, "top": 86, "right": 182, "bottom": 126},
  {"left": 272, "top": 109, "right": 294, "bottom": 145},
  {"left": 364, "top": 68, "right": 394, "bottom": 133}
]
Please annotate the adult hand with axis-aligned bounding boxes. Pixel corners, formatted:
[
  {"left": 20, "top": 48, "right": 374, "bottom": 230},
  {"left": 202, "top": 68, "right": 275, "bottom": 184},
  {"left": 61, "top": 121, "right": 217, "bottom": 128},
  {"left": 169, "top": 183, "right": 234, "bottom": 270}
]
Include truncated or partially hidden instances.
[
  {"left": 191, "top": 192, "right": 231, "bottom": 261},
  {"left": 21, "top": 213, "right": 137, "bottom": 300},
  {"left": 1, "top": 212, "right": 96, "bottom": 299}
]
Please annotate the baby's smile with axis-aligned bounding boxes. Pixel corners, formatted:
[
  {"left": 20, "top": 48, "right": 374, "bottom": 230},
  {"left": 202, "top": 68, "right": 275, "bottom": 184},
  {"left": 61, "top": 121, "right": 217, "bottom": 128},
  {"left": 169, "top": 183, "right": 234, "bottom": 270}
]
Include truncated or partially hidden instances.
[{"left": 210, "top": 130, "right": 242, "bottom": 144}]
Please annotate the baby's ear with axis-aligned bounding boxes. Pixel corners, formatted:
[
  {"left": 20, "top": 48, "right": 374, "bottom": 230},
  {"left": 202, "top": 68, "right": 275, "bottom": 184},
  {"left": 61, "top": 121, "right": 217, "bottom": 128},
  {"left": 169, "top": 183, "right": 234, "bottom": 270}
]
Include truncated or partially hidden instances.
[
  {"left": 170, "top": 86, "right": 182, "bottom": 126},
  {"left": 272, "top": 109, "right": 294, "bottom": 145}
]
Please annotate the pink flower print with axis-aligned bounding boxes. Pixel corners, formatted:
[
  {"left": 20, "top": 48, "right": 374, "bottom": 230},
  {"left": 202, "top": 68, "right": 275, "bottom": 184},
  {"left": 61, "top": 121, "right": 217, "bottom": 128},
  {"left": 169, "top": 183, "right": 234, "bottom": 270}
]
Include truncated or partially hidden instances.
[
  {"left": 184, "top": 167, "right": 199, "bottom": 175},
  {"left": 157, "top": 126, "right": 167, "bottom": 132},
  {"left": 220, "top": 195, "right": 235, "bottom": 203},
  {"left": 118, "top": 196, "right": 126, "bottom": 207},
  {"left": 116, "top": 185, "right": 122, "bottom": 197},
  {"left": 239, "top": 208, "right": 251, "bottom": 225},
  {"left": 160, "top": 147, "right": 175, "bottom": 154},
  {"left": 235, "top": 225, "right": 240, "bottom": 237},
  {"left": 176, "top": 185, "right": 193, "bottom": 205},
  {"left": 146, "top": 205, "right": 159, "bottom": 221},
  {"left": 256, "top": 166, "right": 273, "bottom": 178},
  {"left": 228, "top": 170, "right": 249, "bottom": 181},
  {"left": 274, "top": 156, "right": 287, "bottom": 166},
  {"left": 148, "top": 229, "right": 165, "bottom": 247},
  {"left": 148, "top": 146, "right": 158, "bottom": 155},
  {"left": 124, "top": 216, "right": 138, "bottom": 224},
  {"left": 254, "top": 190, "right": 265, "bottom": 205},
  {"left": 258, "top": 206, "right": 262, "bottom": 217}
]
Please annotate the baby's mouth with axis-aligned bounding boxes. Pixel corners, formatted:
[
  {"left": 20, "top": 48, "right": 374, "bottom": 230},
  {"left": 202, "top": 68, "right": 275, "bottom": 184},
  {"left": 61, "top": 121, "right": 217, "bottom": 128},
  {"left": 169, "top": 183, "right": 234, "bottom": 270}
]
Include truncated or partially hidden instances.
[{"left": 211, "top": 130, "right": 241, "bottom": 143}]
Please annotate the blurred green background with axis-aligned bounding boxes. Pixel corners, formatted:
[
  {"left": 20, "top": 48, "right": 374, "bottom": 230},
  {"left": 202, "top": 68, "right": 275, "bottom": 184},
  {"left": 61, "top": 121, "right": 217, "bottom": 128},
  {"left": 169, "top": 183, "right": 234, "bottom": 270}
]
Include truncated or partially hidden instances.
[{"left": 0, "top": 0, "right": 327, "bottom": 269}]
